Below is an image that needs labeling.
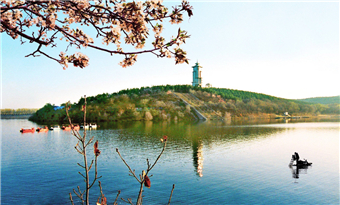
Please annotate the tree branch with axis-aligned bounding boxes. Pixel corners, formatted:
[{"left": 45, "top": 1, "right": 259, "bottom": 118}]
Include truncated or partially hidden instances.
[
  {"left": 116, "top": 148, "right": 141, "bottom": 183},
  {"left": 147, "top": 141, "right": 167, "bottom": 173},
  {"left": 1, "top": 19, "right": 48, "bottom": 45}
]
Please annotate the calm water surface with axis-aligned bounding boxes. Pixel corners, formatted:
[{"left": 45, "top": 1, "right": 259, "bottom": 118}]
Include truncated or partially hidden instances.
[{"left": 1, "top": 119, "right": 339, "bottom": 204}]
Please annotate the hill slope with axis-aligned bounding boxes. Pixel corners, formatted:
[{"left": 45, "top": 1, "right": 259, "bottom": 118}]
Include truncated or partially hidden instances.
[
  {"left": 297, "top": 96, "right": 340, "bottom": 105},
  {"left": 29, "top": 85, "right": 340, "bottom": 123}
]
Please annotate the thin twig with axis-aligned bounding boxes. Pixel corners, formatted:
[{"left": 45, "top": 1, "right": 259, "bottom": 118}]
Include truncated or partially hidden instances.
[
  {"left": 88, "top": 159, "right": 94, "bottom": 171},
  {"left": 168, "top": 184, "right": 175, "bottom": 205},
  {"left": 114, "top": 190, "right": 121, "bottom": 205},
  {"left": 77, "top": 163, "right": 85, "bottom": 168},
  {"left": 69, "top": 193, "right": 74, "bottom": 205},
  {"left": 147, "top": 141, "right": 167, "bottom": 173},
  {"left": 89, "top": 156, "right": 102, "bottom": 189},
  {"left": 75, "top": 146, "right": 84, "bottom": 155},
  {"left": 85, "top": 136, "right": 95, "bottom": 148},
  {"left": 73, "top": 189, "right": 81, "bottom": 199},
  {"left": 98, "top": 180, "right": 104, "bottom": 199},
  {"left": 116, "top": 148, "right": 141, "bottom": 183},
  {"left": 78, "top": 171, "right": 86, "bottom": 179},
  {"left": 73, "top": 188, "right": 84, "bottom": 205},
  {"left": 121, "top": 198, "right": 134, "bottom": 205}
]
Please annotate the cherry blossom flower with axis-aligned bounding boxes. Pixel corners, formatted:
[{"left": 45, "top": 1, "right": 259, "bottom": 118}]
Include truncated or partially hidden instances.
[{"left": 1, "top": 0, "right": 193, "bottom": 68}]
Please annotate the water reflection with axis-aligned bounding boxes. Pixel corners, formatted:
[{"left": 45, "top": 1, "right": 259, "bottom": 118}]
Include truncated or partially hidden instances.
[
  {"left": 192, "top": 138, "right": 203, "bottom": 177},
  {"left": 3, "top": 119, "right": 339, "bottom": 204},
  {"left": 97, "top": 120, "right": 288, "bottom": 179},
  {"left": 284, "top": 119, "right": 290, "bottom": 123},
  {"left": 290, "top": 165, "right": 310, "bottom": 180}
]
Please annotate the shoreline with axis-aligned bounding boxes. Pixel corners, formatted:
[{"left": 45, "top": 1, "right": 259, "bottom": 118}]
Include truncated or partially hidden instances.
[{"left": 1, "top": 114, "right": 33, "bottom": 119}]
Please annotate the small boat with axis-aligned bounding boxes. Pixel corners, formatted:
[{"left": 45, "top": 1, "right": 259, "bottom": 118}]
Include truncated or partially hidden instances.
[
  {"left": 80, "top": 123, "right": 97, "bottom": 129},
  {"left": 20, "top": 128, "right": 35, "bottom": 133},
  {"left": 36, "top": 126, "right": 49, "bottom": 132},
  {"left": 80, "top": 123, "right": 87, "bottom": 129},
  {"left": 49, "top": 125, "right": 60, "bottom": 130},
  {"left": 61, "top": 125, "right": 72, "bottom": 131},
  {"left": 294, "top": 160, "right": 312, "bottom": 167},
  {"left": 289, "top": 152, "right": 312, "bottom": 167},
  {"left": 62, "top": 124, "right": 80, "bottom": 131},
  {"left": 73, "top": 125, "right": 80, "bottom": 130},
  {"left": 89, "top": 123, "right": 97, "bottom": 129}
]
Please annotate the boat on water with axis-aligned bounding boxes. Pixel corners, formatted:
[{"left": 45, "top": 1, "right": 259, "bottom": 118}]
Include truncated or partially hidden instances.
[
  {"left": 20, "top": 128, "right": 35, "bottom": 133},
  {"left": 61, "top": 124, "right": 81, "bottom": 130},
  {"left": 61, "top": 125, "right": 72, "bottom": 131},
  {"left": 73, "top": 124, "right": 80, "bottom": 130},
  {"left": 89, "top": 123, "right": 97, "bottom": 129},
  {"left": 62, "top": 124, "right": 80, "bottom": 131},
  {"left": 289, "top": 152, "right": 312, "bottom": 167},
  {"left": 80, "top": 123, "right": 97, "bottom": 129},
  {"left": 36, "top": 126, "right": 49, "bottom": 132},
  {"left": 80, "top": 123, "right": 87, "bottom": 129},
  {"left": 49, "top": 125, "right": 61, "bottom": 130},
  {"left": 293, "top": 160, "right": 312, "bottom": 167}
]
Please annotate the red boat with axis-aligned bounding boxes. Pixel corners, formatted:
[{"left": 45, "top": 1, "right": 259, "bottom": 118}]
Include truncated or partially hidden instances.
[
  {"left": 36, "top": 126, "right": 49, "bottom": 132},
  {"left": 20, "top": 128, "right": 35, "bottom": 133}
]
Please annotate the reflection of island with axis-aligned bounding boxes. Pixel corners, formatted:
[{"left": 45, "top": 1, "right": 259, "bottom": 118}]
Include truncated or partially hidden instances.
[{"left": 192, "top": 138, "right": 204, "bottom": 177}]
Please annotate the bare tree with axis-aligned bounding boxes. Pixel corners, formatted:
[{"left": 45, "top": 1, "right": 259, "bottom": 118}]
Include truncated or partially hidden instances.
[
  {"left": 66, "top": 97, "right": 174, "bottom": 205},
  {"left": 66, "top": 96, "right": 102, "bottom": 205},
  {"left": 116, "top": 135, "right": 170, "bottom": 205}
]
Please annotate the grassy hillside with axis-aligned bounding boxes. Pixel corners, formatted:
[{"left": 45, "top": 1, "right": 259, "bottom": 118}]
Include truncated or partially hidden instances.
[
  {"left": 297, "top": 96, "right": 340, "bottom": 105},
  {"left": 29, "top": 85, "right": 340, "bottom": 123}
]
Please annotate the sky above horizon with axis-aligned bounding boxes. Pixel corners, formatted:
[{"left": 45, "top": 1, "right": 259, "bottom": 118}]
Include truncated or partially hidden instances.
[{"left": 1, "top": 1, "right": 339, "bottom": 109}]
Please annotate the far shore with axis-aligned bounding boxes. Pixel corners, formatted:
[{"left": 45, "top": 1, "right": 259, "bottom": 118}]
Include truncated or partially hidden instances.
[{"left": 0, "top": 114, "right": 33, "bottom": 119}]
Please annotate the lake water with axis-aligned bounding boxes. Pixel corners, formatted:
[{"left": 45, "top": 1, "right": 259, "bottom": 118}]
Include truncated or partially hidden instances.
[{"left": 1, "top": 118, "right": 339, "bottom": 204}]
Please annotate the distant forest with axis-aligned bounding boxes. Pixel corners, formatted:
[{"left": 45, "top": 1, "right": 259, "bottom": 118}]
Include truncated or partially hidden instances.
[
  {"left": 1, "top": 108, "right": 38, "bottom": 115},
  {"left": 29, "top": 85, "right": 340, "bottom": 123},
  {"left": 297, "top": 96, "right": 340, "bottom": 105}
]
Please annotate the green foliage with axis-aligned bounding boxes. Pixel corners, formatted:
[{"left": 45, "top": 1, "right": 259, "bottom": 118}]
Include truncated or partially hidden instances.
[
  {"left": 29, "top": 103, "right": 67, "bottom": 122},
  {"left": 298, "top": 96, "right": 340, "bottom": 105}
]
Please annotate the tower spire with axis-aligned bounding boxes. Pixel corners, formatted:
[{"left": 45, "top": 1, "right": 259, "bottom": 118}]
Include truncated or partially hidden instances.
[{"left": 192, "top": 62, "right": 202, "bottom": 87}]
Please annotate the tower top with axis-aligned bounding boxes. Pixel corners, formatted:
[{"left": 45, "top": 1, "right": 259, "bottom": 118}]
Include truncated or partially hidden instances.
[{"left": 192, "top": 61, "right": 202, "bottom": 69}]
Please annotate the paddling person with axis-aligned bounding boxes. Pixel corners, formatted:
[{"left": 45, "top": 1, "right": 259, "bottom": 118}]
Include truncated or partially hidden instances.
[
  {"left": 290, "top": 152, "right": 300, "bottom": 166},
  {"left": 294, "top": 152, "right": 300, "bottom": 162}
]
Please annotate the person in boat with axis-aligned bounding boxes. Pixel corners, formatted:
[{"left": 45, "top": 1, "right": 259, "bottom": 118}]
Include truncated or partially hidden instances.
[
  {"left": 292, "top": 152, "right": 311, "bottom": 166},
  {"left": 294, "top": 152, "right": 300, "bottom": 162}
]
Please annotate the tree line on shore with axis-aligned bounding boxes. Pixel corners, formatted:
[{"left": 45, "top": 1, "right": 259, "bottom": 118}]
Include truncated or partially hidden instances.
[
  {"left": 1, "top": 108, "right": 38, "bottom": 115},
  {"left": 29, "top": 85, "right": 340, "bottom": 123},
  {"left": 298, "top": 96, "right": 340, "bottom": 105}
]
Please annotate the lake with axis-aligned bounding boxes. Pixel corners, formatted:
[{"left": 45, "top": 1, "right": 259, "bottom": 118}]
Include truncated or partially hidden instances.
[{"left": 1, "top": 118, "right": 339, "bottom": 204}]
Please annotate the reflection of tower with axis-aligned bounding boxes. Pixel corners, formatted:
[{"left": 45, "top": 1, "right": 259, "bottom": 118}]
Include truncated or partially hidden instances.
[
  {"left": 192, "top": 138, "right": 204, "bottom": 177},
  {"left": 192, "top": 62, "right": 202, "bottom": 87}
]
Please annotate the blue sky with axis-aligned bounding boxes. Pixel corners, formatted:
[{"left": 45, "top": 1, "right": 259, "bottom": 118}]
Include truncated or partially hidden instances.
[{"left": 1, "top": 1, "right": 339, "bottom": 109}]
